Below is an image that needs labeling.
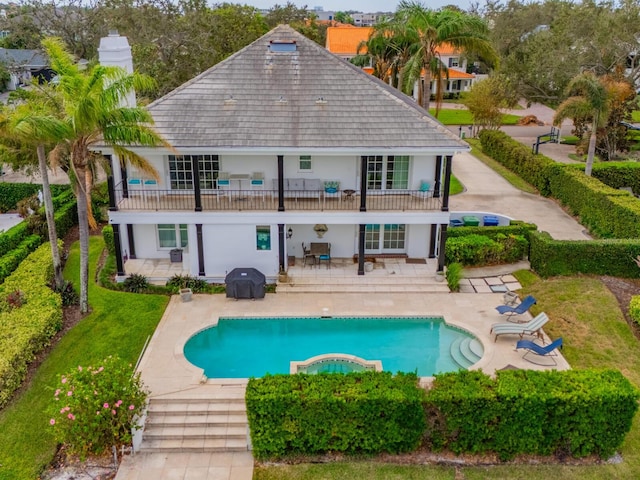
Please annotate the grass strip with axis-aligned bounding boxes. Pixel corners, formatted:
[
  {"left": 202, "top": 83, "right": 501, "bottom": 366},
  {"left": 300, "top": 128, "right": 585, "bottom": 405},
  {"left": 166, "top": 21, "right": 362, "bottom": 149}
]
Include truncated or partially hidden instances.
[
  {"left": 429, "top": 108, "right": 520, "bottom": 126},
  {"left": 0, "top": 236, "right": 168, "bottom": 479}
]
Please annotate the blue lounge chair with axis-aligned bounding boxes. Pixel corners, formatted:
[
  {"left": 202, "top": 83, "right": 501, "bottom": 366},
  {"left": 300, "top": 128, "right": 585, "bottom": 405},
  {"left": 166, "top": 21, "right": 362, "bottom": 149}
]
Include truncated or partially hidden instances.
[
  {"left": 496, "top": 295, "right": 536, "bottom": 321},
  {"left": 516, "top": 337, "right": 563, "bottom": 365},
  {"left": 491, "top": 312, "right": 549, "bottom": 342}
]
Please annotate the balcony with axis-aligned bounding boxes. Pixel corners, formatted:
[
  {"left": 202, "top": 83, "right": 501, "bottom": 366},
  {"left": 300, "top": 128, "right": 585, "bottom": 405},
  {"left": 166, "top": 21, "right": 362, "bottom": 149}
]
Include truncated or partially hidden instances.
[{"left": 112, "top": 185, "right": 442, "bottom": 212}]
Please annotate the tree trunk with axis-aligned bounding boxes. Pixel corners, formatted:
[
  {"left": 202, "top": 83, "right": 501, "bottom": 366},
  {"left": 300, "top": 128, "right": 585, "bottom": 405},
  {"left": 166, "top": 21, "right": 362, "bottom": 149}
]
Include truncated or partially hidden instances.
[
  {"left": 421, "top": 69, "right": 432, "bottom": 112},
  {"left": 75, "top": 167, "right": 90, "bottom": 313},
  {"left": 37, "top": 144, "right": 64, "bottom": 289},
  {"left": 585, "top": 113, "right": 599, "bottom": 176}
]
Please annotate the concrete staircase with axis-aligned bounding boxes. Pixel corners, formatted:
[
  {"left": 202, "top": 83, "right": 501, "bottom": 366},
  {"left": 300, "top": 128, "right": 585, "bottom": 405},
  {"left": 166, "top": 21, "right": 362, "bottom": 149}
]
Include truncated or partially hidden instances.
[
  {"left": 138, "top": 385, "right": 249, "bottom": 454},
  {"left": 277, "top": 274, "right": 451, "bottom": 294}
]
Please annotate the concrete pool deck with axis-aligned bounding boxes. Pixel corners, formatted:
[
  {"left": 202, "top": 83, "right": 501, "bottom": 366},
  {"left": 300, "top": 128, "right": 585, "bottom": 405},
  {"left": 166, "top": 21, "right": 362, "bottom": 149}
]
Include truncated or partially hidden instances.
[{"left": 137, "top": 292, "right": 569, "bottom": 398}]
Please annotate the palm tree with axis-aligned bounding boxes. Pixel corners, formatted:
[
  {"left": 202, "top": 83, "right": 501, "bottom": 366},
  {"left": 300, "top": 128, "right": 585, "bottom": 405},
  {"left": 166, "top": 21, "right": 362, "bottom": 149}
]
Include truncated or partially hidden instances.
[
  {"left": 0, "top": 91, "right": 65, "bottom": 290},
  {"left": 397, "top": 1, "right": 498, "bottom": 113},
  {"left": 30, "top": 37, "right": 172, "bottom": 313},
  {"left": 554, "top": 72, "right": 610, "bottom": 176}
]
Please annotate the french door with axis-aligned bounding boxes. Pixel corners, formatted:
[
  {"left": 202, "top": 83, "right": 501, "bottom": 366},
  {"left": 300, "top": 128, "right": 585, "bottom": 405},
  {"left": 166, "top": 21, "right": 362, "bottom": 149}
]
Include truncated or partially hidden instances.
[
  {"left": 364, "top": 224, "right": 406, "bottom": 254},
  {"left": 364, "top": 155, "right": 410, "bottom": 191}
]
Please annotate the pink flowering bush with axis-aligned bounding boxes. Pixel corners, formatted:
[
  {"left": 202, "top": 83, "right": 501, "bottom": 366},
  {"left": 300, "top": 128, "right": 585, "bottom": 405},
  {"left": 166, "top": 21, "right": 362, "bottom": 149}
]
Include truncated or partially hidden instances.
[{"left": 48, "top": 355, "right": 148, "bottom": 455}]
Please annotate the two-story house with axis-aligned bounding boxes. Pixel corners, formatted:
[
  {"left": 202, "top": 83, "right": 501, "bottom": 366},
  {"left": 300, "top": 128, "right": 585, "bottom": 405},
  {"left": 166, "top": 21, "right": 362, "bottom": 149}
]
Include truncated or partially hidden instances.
[
  {"left": 325, "top": 26, "right": 476, "bottom": 96},
  {"left": 104, "top": 25, "right": 469, "bottom": 282}
]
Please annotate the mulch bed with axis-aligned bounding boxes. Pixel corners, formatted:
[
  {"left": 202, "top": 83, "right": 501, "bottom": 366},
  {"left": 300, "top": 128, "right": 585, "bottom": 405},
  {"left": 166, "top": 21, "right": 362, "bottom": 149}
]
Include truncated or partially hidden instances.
[{"left": 600, "top": 276, "right": 640, "bottom": 340}]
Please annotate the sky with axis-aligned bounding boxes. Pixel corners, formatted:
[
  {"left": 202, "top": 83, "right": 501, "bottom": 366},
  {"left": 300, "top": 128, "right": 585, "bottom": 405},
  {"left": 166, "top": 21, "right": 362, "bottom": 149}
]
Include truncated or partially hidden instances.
[{"left": 241, "top": 0, "right": 473, "bottom": 13}]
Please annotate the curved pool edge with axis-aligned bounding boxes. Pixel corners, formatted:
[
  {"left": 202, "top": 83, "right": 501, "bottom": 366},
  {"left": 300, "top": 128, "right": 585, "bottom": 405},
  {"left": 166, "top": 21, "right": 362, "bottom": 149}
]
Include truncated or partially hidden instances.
[{"left": 180, "top": 314, "right": 490, "bottom": 380}]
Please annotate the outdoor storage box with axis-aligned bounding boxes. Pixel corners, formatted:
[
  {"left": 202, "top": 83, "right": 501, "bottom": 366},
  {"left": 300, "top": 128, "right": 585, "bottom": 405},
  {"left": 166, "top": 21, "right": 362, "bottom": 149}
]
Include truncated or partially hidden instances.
[
  {"left": 483, "top": 215, "right": 500, "bottom": 226},
  {"left": 450, "top": 219, "right": 464, "bottom": 227},
  {"left": 462, "top": 216, "right": 480, "bottom": 227},
  {"left": 170, "top": 249, "right": 183, "bottom": 262}
]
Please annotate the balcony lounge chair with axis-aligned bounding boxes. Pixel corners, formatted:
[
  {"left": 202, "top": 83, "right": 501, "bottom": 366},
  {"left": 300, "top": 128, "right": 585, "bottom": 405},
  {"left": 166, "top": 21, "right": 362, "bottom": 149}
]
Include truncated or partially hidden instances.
[
  {"left": 490, "top": 312, "right": 549, "bottom": 342},
  {"left": 516, "top": 337, "right": 563, "bottom": 365},
  {"left": 496, "top": 295, "right": 537, "bottom": 322}
]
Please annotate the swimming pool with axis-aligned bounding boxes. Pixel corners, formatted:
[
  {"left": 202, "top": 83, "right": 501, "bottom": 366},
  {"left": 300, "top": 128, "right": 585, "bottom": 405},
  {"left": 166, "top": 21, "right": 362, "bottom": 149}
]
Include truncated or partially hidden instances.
[{"left": 183, "top": 316, "right": 483, "bottom": 378}]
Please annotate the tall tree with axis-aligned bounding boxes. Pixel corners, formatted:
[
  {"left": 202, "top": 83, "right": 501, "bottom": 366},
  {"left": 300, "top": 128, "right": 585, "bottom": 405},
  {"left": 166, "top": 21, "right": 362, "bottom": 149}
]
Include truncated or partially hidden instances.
[
  {"left": 28, "top": 37, "right": 172, "bottom": 312},
  {"left": 554, "top": 72, "right": 610, "bottom": 176},
  {"left": 397, "top": 1, "right": 497, "bottom": 112},
  {"left": 3, "top": 86, "right": 66, "bottom": 289}
]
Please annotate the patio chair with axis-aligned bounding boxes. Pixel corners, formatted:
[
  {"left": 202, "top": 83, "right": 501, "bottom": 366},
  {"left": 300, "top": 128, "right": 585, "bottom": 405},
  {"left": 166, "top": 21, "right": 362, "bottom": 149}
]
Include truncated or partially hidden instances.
[
  {"left": 302, "top": 242, "right": 315, "bottom": 267},
  {"left": 490, "top": 312, "right": 549, "bottom": 342},
  {"left": 516, "top": 337, "right": 563, "bottom": 365},
  {"left": 496, "top": 295, "right": 537, "bottom": 322}
]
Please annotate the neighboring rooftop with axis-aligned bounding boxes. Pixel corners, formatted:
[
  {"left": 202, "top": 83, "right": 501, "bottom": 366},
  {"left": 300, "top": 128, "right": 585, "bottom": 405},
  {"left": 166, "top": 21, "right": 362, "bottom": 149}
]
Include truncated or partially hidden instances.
[
  {"left": 147, "top": 25, "right": 466, "bottom": 151},
  {"left": 0, "top": 48, "right": 47, "bottom": 68}
]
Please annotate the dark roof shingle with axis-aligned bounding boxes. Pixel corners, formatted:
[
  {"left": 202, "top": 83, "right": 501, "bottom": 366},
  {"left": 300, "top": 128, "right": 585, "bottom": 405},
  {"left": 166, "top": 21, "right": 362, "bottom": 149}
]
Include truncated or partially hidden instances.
[{"left": 147, "top": 25, "right": 467, "bottom": 151}]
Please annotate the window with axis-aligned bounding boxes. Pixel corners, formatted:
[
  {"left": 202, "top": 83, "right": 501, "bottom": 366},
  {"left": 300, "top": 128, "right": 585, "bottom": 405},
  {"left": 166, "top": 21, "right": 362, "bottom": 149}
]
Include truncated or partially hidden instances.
[
  {"left": 299, "top": 155, "right": 312, "bottom": 171},
  {"left": 365, "top": 155, "right": 409, "bottom": 190},
  {"left": 256, "top": 226, "right": 271, "bottom": 250},
  {"left": 448, "top": 57, "right": 459, "bottom": 68},
  {"left": 365, "top": 224, "right": 406, "bottom": 252},
  {"left": 168, "top": 154, "right": 220, "bottom": 190},
  {"left": 157, "top": 224, "right": 188, "bottom": 249}
]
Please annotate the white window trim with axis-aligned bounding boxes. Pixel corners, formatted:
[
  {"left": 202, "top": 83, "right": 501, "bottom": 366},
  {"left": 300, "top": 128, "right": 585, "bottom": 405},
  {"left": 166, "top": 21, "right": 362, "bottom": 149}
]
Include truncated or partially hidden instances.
[
  {"left": 156, "top": 224, "right": 189, "bottom": 251},
  {"left": 298, "top": 155, "right": 313, "bottom": 173}
]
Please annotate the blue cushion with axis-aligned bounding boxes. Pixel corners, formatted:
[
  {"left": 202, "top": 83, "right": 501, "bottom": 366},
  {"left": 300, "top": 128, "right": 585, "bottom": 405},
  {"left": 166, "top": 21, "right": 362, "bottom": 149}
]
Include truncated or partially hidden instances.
[
  {"left": 218, "top": 179, "right": 230, "bottom": 186},
  {"left": 319, "top": 255, "right": 330, "bottom": 260},
  {"left": 420, "top": 181, "right": 430, "bottom": 192},
  {"left": 128, "top": 179, "right": 141, "bottom": 185},
  {"left": 251, "top": 179, "right": 264, "bottom": 185},
  {"left": 325, "top": 187, "right": 337, "bottom": 193}
]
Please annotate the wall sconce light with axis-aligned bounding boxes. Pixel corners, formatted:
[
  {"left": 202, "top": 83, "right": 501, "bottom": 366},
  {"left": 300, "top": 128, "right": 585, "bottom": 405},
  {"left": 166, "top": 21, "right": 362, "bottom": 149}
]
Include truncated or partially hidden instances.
[{"left": 287, "top": 227, "right": 293, "bottom": 239}]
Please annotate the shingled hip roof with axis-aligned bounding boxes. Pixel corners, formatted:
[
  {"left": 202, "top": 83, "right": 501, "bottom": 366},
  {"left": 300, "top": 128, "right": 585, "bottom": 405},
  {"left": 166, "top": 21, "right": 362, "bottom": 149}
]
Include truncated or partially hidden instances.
[{"left": 147, "top": 25, "right": 467, "bottom": 151}]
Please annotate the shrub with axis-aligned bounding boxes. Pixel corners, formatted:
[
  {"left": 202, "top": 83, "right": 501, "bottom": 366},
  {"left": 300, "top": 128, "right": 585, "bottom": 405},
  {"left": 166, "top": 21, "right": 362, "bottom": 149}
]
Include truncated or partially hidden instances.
[
  {"left": 246, "top": 372, "right": 425, "bottom": 460},
  {"left": 630, "top": 296, "right": 640, "bottom": 326},
  {"left": 529, "top": 231, "right": 640, "bottom": 278},
  {"left": 445, "top": 233, "right": 528, "bottom": 266},
  {"left": 166, "top": 274, "right": 208, "bottom": 293},
  {"left": 48, "top": 355, "right": 148, "bottom": 456},
  {"left": 123, "top": 274, "right": 149, "bottom": 293},
  {"left": 0, "top": 235, "right": 44, "bottom": 283},
  {"left": 0, "top": 183, "right": 41, "bottom": 212},
  {"left": 51, "top": 280, "right": 79, "bottom": 307},
  {"left": 102, "top": 225, "right": 115, "bottom": 255},
  {"left": 445, "top": 262, "right": 463, "bottom": 292},
  {"left": 0, "top": 244, "right": 62, "bottom": 408},
  {"left": 424, "top": 369, "right": 639, "bottom": 460}
]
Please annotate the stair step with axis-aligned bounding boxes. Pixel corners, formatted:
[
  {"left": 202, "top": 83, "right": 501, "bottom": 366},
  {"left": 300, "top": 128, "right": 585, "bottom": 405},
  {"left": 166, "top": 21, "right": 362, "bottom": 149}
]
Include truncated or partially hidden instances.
[
  {"left": 148, "top": 402, "right": 246, "bottom": 415},
  {"left": 449, "top": 337, "right": 473, "bottom": 370},
  {"left": 469, "top": 338, "right": 485, "bottom": 359},
  {"left": 144, "top": 425, "right": 247, "bottom": 440},
  {"left": 458, "top": 337, "right": 482, "bottom": 365},
  {"left": 146, "top": 413, "right": 247, "bottom": 427},
  {"left": 138, "top": 438, "right": 248, "bottom": 454},
  {"left": 277, "top": 283, "right": 450, "bottom": 294}
]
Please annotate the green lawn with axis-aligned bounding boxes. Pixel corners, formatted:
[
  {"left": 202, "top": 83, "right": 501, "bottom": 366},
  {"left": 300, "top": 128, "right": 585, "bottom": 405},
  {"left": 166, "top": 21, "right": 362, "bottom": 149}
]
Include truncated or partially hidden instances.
[
  {"left": 0, "top": 237, "right": 168, "bottom": 479},
  {"left": 631, "top": 111, "right": 640, "bottom": 122},
  {"left": 429, "top": 108, "right": 520, "bottom": 126},
  {"left": 255, "top": 274, "right": 640, "bottom": 479},
  {"left": 449, "top": 174, "right": 463, "bottom": 195}
]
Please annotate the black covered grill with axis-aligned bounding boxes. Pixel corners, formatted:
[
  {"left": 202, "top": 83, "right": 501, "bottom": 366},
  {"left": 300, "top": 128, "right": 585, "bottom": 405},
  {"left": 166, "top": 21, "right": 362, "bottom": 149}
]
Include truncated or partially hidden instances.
[{"left": 225, "top": 268, "right": 266, "bottom": 299}]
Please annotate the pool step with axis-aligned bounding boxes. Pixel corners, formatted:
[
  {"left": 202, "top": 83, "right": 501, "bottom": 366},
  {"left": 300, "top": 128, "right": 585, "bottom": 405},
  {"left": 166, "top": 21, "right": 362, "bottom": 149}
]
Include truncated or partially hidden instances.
[
  {"left": 449, "top": 337, "right": 484, "bottom": 370},
  {"left": 138, "top": 387, "right": 249, "bottom": 454}
]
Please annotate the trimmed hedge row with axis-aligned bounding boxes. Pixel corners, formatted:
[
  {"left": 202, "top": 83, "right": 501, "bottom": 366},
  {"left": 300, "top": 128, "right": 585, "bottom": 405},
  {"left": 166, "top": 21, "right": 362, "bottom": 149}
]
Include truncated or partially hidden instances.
[
  {"left": 102, "top": 225, "right": 115, "bottom": 255},
  {"left": 246, "top": 372, "right": 425, "bottom": 460},
  {"left": 445, "top": 233, "right": 528, "bottom": 266},
  {"left": 447, "top": 221, "right": 537, "bottom": 239},
  {"left": 0, "top": 183, "right": 69, "bottom": 212},
  {"left": 0, "top": 197, "right": 77, "bottom": 284},
  {"left": 630, "top": 296, "right": 640, "bottom": 325},
  {"left": 528, "top": 231, "right": 640, "bottom": 278},
  {"left": 0, "top": 244, "right": 63, "bottom": 408},
  {"left": 0, "top": 188, "right": 77, "bottom": 257},
  {"left": 425, "top": 369, "right": 638, "bottom": 460},
  {"left": 246, "top": 370, "right": 638, "bottom": 462},
  {"left": 571, "top": 161, "right": 640, "bottom": 195},
  {"left": 478, "top": 129, "right": 560, "bottom": 195}
]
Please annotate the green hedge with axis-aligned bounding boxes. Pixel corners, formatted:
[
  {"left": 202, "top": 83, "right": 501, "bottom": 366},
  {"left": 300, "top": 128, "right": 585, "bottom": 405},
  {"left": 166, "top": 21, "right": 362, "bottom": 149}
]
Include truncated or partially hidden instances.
[
  {"left": 0, "top": 183, "right": 69, "bottom": 213},
  {"left": 447, "top": 221, "right": 537, "bottom": 239},
  {"left": 246, "top": 372, "right": 425, "bottom": 460},
  {"left": 630, "top": 296, "right": 640, "bottom": 325},
  {"left": 567, "top": 162, "right": 640, "bottom": 195},
  {"left": 529, "top": 231, "right": 640, "bottom": 278},
  {"left": 478, "top": 130, "right": 560, "bottom": 195},
  {"left": 0, "top": 244, "right": 63, "bottom": 408},
  {"left": 0, "top": 235, "right": 43, "bottom": 283},
  {"left": 445, "top": 233, "right": 528, "bottom": 266},
  {"left": 0, "top": 188, "right": 77, "bottom": 257},
  {"left": 102, "top": 225, "right": 115, "bottom": 255},
  {"left": 424, "top": 369, "right": 639, "bottom": 460}
]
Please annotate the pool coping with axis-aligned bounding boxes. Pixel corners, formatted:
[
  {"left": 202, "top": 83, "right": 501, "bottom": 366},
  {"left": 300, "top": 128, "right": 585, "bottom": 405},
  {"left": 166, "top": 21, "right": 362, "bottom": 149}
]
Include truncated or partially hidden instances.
[{"left": 137, "top": 293, "right": 570, "bottom": 399}]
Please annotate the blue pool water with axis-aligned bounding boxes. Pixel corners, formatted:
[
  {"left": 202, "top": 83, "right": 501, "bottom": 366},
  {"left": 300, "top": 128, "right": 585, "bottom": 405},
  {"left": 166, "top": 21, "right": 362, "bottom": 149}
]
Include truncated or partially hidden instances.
[{"left": 183, "top": 316, "right": 477, "bottom": 378}]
